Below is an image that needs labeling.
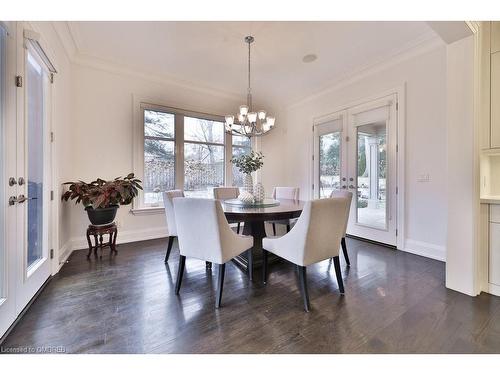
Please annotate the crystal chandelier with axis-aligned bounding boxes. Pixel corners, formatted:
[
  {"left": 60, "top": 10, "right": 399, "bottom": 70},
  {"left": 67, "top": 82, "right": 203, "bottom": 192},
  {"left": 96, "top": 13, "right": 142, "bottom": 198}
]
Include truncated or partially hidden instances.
[{"left": 225, "top": 36, "right": 275, "bottom": 138}]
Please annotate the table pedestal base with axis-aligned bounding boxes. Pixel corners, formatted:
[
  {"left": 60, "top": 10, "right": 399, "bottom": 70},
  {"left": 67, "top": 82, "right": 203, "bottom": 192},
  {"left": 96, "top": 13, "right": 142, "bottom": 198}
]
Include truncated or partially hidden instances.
[{"left": 232, "top": 221, "right": 279, "bottom": 280}]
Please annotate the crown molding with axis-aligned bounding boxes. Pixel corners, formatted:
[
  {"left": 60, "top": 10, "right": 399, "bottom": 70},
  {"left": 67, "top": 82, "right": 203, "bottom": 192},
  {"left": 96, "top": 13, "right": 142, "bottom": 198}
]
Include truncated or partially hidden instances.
[
  {"left": 287, "top": 32, "right": 444, "bottom": 110},
  {"left": 51, "top": 21, "right": 245, "bottom": 103},
  {"left": 52, "top": 21, "right": 445, "bottom": 109}
]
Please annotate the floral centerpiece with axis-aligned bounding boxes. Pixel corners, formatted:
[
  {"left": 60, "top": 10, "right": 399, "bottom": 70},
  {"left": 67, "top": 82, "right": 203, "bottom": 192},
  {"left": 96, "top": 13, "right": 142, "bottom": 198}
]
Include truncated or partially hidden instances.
[{"left": 231, "top": 151, "right": 264, "bottom": 195}]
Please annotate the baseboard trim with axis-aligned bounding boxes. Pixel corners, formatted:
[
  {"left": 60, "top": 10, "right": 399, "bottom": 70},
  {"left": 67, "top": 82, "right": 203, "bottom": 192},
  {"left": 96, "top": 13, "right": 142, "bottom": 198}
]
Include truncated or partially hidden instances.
[
  {"left": 56, "top": 241, "right": 73, "bottom": 273},
  {"left": 487, "top": 283, "right": 500, "bottom": 297},
  {"left": 69, "top": 226, "right": 168, "bottom": 251},
  {"left": 403, "top": 239, "right": 446, "bottom": 262}
]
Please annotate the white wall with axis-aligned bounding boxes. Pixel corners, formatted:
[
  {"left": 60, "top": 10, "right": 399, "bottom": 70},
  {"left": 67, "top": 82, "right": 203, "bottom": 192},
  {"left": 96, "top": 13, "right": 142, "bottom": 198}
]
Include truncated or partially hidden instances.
[
  {"left": 283, "top": 42, "right": 448, "bottom": 259},
  {"left": 67, "top": 63, "right": 262, "bottom": 249},
  {"left": 445, "top": 36, "right": 477, "bottom": 295}
]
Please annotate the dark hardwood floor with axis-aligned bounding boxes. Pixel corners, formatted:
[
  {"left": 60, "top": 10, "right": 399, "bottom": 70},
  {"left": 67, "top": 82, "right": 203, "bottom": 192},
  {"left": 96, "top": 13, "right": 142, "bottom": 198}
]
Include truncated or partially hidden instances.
[{"left": 2, "top": 236, "right": 500, "bottom": 353}]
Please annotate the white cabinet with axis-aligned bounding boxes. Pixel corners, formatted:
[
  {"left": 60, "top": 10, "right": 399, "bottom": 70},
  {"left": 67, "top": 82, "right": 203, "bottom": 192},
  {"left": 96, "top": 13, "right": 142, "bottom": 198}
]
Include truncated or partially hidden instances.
[
  {"left": 489, "top": 205, "right": 500, "bottom": 287},
  {"left": 490, "top": 222, "right": 500, "bottom": 286}
]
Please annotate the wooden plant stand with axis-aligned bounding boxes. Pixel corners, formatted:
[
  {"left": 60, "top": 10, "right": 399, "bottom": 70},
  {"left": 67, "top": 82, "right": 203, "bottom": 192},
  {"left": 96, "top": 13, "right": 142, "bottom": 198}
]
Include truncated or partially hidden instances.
[{"left": 86, "top": 223, "right": 118, "bottom": 259}]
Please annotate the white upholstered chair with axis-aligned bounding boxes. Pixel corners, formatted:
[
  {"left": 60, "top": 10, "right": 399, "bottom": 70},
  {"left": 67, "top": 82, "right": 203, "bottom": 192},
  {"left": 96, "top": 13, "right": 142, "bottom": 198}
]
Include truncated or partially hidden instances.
[
  {"left": 173, "top": 198, "right": 253, "bottom": 308},
  {"left": 330, "top": 190, "right": 353, "bottom": 266},
  {"left": 262, "top": 197, "right": 350, "bottom": 311},
  {"left": 268, "top": 187, "right": 300, "bottom": 235},
  {"left": 213, "top": 187, "right": 242, "bottom": 233},
  {"left": 162, "top": 190, "right": 184, "bottom": 263}
]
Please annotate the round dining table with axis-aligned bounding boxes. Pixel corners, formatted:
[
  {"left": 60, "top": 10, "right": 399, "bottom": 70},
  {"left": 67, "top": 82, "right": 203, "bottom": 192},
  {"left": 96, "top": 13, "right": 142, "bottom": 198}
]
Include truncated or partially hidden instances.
[{"left": 220, "top": 198, "right": 304, "bottom": 280}]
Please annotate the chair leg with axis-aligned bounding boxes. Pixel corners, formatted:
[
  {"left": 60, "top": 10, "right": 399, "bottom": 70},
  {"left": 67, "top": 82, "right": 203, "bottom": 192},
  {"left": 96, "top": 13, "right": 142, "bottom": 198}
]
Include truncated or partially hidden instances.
[
  {"left": 333, "top": 256, "right": 345, "bottom": 295},
  {"left": 206, "top": 261, "right": 212, "bottom": 269},
  {"left": 175, "top": 255, "right": 186, "bottom": 295},
  {"left": 341, "top": 237, "right": 350, "bottom": 266},
  {"left": 272, "top": 223, "right": 276, "bottom": 236},
  {"left": 164, "top": 236, "right": 175, "bottom": 263},
  {"left": 247, "top": 249, "right": 253, "bottom": 281},
  {"left": 297, "top": 265, "right": 310, "bottom": 312},
  {"left": 262, "top": 249, "right": 268, "bottom": 284},
  {"left": 286, "top": 224, "right": 291, "bottom": 233},
  {"left": 215, "top": 263, "right": 226, "bottom": 308},
  {"left": 237, "top": 222, "right": 241, "bottom": 234}
]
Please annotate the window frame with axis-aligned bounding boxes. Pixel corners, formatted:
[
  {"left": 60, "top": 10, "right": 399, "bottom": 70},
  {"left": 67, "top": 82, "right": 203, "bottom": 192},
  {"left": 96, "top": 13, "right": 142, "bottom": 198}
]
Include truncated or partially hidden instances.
[{"left": 133, "top": 101, "right": 243, "bottom": 212}]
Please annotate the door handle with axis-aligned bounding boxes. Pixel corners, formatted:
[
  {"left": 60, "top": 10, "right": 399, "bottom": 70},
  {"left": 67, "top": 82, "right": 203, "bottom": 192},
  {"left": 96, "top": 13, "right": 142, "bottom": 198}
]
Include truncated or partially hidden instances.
[
  {"left": 341, "top": 185, "right": 347, "bottom": 189},
  {"left": 16, "top": 194, "right": 37, "bottom": 204}
]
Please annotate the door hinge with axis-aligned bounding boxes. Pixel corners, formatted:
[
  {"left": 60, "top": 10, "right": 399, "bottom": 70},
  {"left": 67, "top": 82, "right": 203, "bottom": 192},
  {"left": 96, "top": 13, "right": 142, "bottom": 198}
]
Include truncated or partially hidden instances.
[
  {"left": 396, "top": 229, "right": 398, "bottom": 237},
  {"left": 396, "top": 102, "right": 399, "bottom": 111},
  {"left": 50, "top": 190, "right": 54, "bottom": 201},
  {"left": 50, "top": 132, "right": 54, "bottom": 142},
  {"left": 15, "top": 75, "right": 22, "bottom": 87},
  {"left": 396, "top": 144, "right": 398, "bottom": 152},
  {"left": 50, "top": 73, "right": 54, "bottom": 84},
  {"left": 346, "top": 136, "right": 350, "bottom": 142},
  {"left": 396, "top": 186, "right": 398, "bottom": 194},
  {"left": 312, "top": 183, "right": 314, "bottom": 191},
  {"left": 312, "top": 154, "right": 314, "bottom": 161},
  {"left": 50, "top": 249, "right": 54, "bottom": 259}
]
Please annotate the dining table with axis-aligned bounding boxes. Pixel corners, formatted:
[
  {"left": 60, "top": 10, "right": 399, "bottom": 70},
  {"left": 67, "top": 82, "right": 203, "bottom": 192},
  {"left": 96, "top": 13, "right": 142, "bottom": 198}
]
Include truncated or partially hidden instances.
[{"left": 220, "top": 198, "right": 304, "bottom": 280}]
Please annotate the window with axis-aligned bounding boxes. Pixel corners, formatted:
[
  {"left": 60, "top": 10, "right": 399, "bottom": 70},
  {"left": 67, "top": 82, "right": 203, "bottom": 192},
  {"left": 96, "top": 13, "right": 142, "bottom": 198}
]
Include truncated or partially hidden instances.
[
  {"left": 137, "top": 103, "right": 251, "bottom": 208},
  {"left": 231, "top": 126, "right": 252, "bottom": 187},
  {"left": 184, "top": 116, "right": 225, "bottom": 197},
  {"left": 143, "top": 109, "right": 175, "bottom": 206}
]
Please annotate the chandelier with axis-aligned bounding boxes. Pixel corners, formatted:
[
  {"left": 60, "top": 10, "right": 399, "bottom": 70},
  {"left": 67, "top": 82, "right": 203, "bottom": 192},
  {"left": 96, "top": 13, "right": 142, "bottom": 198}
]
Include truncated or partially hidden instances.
[{"left": 225, "top": 36, "right": 275, "bottom": 138}]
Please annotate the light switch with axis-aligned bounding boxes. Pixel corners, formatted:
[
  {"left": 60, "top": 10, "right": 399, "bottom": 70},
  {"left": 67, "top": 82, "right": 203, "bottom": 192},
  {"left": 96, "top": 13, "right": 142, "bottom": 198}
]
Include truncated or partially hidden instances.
[{"left": 417, "top": 174, "right": 430, "bottom": 182}]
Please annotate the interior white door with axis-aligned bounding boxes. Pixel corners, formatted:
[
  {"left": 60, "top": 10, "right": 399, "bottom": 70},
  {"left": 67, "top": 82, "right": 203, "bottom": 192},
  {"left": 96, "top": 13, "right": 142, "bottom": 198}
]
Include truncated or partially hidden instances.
[
  {"left": 313, "top": 94, "right": 398, "bottom": 247},
  {"left": 346, "top": 95, "right": 397, "bottom": 246},
  {"left": 0, "top": 23, "right": 17, "bottom": 338},
  {"left": 14, "top": 34, "right": 52, "bottom": 312},
  {"left": 313, "top": 112, "right": 347, "bottom": 198}
]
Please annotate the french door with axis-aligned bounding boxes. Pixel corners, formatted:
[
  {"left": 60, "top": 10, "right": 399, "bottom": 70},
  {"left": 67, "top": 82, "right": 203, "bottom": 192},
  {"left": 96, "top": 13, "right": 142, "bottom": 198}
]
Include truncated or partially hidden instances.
[
  {"left": 0, "top": 23, "right": 53, "bottom": 338},
  {"left": 314, "top": 94, "right": 398, "bottom": 246}
]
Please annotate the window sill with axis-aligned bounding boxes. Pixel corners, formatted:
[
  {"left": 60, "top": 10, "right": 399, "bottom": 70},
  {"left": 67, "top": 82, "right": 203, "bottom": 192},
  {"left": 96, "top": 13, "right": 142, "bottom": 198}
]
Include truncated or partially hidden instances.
[{"left": 130, "top": 207, "right": 165, "bottom": 216}]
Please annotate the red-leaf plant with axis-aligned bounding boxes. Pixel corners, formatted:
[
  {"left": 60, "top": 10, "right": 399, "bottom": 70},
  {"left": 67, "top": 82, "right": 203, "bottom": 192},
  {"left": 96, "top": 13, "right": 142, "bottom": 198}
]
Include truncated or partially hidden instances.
[{"left": 61, "top": 173, "right": 143, "bottom": 209}]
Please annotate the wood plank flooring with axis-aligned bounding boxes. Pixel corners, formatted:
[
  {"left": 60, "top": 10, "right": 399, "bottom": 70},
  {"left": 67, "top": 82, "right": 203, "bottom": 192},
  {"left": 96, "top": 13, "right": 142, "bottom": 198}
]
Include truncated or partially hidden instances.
[{"left": 2, "top": 237, "right": 500, "bottom": 353}]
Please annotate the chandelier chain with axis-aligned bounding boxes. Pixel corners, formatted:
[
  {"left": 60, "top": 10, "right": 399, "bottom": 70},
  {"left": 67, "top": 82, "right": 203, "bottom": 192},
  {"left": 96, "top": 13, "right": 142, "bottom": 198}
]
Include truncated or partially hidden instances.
[{"left": 224, "top": 35, "right": 275, "bottom": 138}]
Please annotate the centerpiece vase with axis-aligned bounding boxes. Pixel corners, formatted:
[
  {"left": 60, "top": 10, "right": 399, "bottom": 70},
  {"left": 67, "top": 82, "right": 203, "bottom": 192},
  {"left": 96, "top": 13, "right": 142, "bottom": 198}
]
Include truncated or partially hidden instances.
[
  {"left": 243, "top": 174, "right": 253, "bottom": 195},
  {"left": 254, "top": 182, "right": 265, "bottom": 202}
]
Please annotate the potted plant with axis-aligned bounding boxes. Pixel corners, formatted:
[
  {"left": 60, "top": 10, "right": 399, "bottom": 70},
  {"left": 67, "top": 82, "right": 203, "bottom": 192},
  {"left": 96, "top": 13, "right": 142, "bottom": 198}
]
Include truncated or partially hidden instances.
[
  {"left": 231, "top": 151, "right": 264, "bottom": 195},
  {"left": 61, "top": 173, "right": 143, "bottom": 226}
]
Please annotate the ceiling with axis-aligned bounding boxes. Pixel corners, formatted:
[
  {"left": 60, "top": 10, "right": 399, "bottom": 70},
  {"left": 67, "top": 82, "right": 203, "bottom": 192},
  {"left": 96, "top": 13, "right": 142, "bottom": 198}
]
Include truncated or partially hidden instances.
[{"left": 62, "top": 21, "right": 439, "bottom": 108}]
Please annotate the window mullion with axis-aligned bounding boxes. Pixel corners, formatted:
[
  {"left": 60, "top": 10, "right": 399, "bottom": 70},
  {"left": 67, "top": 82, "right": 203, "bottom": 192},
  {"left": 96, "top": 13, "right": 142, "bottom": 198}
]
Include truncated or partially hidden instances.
[
  {"left": 175, "top": 114, "right": 184, "bottom": 190},
  {"left": 225, "top": 131, "right": 232, "bottom": 187}
]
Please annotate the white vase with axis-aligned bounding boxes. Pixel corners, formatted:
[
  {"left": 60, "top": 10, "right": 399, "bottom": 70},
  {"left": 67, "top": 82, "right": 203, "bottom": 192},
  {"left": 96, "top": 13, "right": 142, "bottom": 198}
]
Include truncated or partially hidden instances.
[
  {"left": 243, "top": 174, "right": 253, "bottom": 195},
  {"left": 254, "top": 182, "right": 265, "bottom": 202}
]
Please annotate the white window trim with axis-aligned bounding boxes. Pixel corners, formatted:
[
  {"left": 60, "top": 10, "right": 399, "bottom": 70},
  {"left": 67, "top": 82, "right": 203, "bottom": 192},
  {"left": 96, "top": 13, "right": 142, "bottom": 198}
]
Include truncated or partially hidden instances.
[{"left": 131, "top": 97, "right": 246, "bottom": 214}]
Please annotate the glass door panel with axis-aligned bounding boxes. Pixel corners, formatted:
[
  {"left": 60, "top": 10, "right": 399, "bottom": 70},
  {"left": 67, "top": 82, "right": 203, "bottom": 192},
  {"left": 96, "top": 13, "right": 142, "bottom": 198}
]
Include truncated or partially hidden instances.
[
  {"left": 319, "top": 131, "right": 341, "bottom": 198},
  {"left": 26, "top": 51, "right": 45, "bottom": 269},
  {"left": 356, "top": 122, "right": 387, "bottom": 230},
  {"left": 0, "top": 26, "right": 5, "bottom": 299}
]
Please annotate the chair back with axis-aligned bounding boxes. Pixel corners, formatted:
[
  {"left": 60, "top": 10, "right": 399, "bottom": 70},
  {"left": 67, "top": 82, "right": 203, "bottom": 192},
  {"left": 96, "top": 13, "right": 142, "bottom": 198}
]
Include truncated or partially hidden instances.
[
  {"left": 213, "top": 187, "right": 239, "bottom": 200},
  {"left": 272, "top": 186, "right": 300, "bottom": 200},
  {"left": 289, "top": 197, "right": 350, "bottom": 266},
  {"left": 329, "top": 190, "right": 353, "bottom": 236},
  {"left": 173, "top": 198, "right": 235, "bottom": 264},
  {"left": 162, "top": 190, "right": 184, "bottom": 236}
]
